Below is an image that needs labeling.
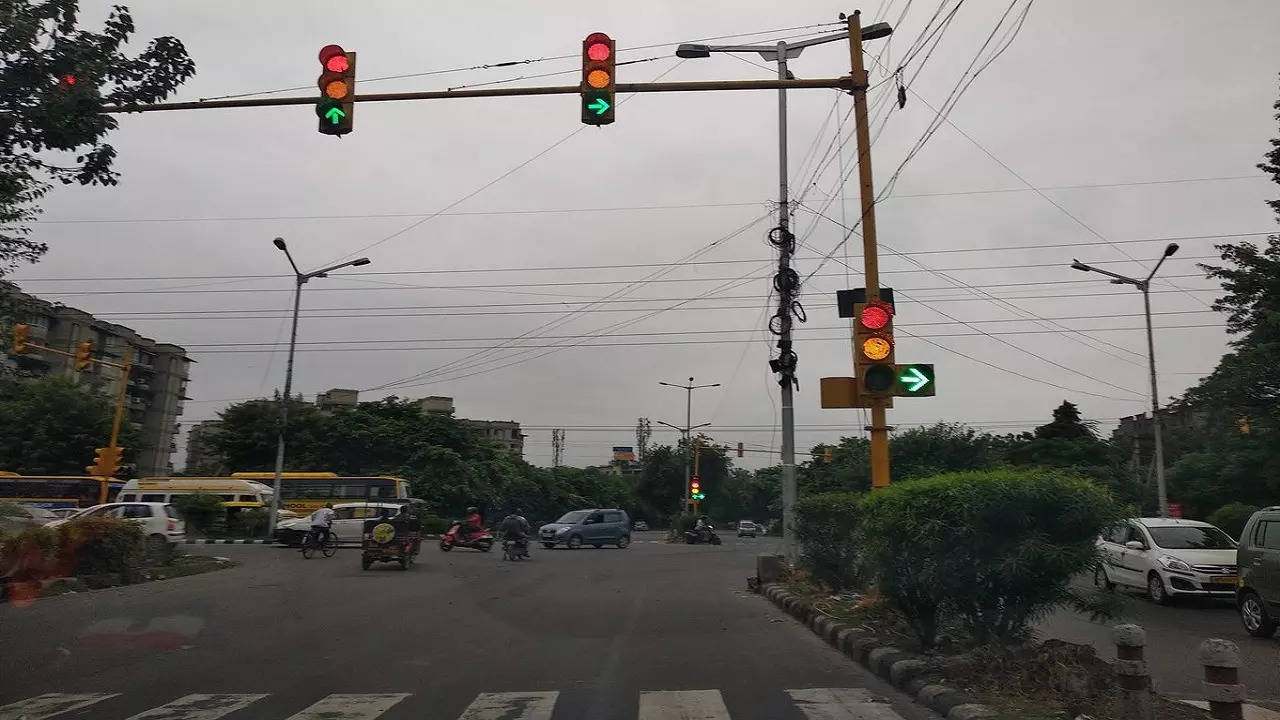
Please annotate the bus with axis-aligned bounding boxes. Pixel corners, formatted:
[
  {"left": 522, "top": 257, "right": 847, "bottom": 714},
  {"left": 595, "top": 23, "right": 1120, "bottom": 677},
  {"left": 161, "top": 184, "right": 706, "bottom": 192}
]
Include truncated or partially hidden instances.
[
  {"left": 0, "top": 474, "right": 124, "bottom": 509},
  {"left": 117, "top": 477, "right": 274, "bottom": 508},
  {"left": 229, "top": 473, "right": 411, "bottom": 512}
]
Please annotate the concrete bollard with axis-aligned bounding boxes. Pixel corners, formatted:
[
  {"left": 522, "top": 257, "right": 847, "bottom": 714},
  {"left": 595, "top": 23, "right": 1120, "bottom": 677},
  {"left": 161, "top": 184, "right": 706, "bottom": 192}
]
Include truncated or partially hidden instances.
[
  {"left": 1199, "top": 638, "right": 1245, "bottom": 720},
  {"left": 1112, "top": 624, "right": 1153, "bottom": 720}
]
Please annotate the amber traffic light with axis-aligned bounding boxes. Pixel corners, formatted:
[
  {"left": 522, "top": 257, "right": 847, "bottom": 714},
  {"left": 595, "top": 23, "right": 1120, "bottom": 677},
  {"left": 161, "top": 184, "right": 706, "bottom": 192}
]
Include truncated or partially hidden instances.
[
  {"left": 581, "top": 33, "right": 615, "bottom": 125},
  {"left": 11, "top": 324, "right": 30, "bottom": 354},
  {"left": 317, "top": 44, "right": 356, "bottom": 136},
  {"left": 74, "top": 340, "right": 93, "bottom": 371},
  {"left": 854, "top": 299, "right": 896, "bottom": 397}
]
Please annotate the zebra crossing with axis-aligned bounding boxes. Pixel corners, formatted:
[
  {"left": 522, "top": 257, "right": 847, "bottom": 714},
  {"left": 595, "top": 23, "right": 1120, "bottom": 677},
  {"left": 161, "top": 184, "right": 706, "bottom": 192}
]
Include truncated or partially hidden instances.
[{"left": 0, "top": 688, "right": 909, "bottom": 720}]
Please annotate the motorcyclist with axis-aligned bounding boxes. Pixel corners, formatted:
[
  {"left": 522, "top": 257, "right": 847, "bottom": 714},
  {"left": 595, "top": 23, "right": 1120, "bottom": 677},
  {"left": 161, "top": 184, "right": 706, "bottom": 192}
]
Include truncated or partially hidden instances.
[
  {"left": 499, "top": 508, "right": 531, "bottom": 557},
  {"left": 694, "top": 515, "right": 712, "bottom": 541},
  {"left": 458, "top": 506, "right": 482, "bottom": 542}
]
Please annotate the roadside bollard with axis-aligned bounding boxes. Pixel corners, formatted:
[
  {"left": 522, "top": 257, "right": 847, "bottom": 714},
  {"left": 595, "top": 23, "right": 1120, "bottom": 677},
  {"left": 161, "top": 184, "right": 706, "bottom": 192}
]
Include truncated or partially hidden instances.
[
  {"left": 1199, "top": 638, "right": 1245, "bottom": 720},
  {"left": 1112, "top": 624, "right": 1154, "bottom": 720}
]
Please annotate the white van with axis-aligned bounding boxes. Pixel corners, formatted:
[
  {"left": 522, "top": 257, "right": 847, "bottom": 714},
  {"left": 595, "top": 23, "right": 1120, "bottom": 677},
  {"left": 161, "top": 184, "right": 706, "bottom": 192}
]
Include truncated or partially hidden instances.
[{"left": 117, "top": 477, "right": 275, "bottom": 508}]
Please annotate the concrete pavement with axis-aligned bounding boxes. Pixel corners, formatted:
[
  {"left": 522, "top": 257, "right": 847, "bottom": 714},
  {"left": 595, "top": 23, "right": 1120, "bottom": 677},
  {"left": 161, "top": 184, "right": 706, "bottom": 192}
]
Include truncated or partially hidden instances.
[
  {"left": 0, "top": 532, "right": 936, "bottom": 720},
  {"left": 1040, "top": 582, "right": 1280, "bottom": 711}
]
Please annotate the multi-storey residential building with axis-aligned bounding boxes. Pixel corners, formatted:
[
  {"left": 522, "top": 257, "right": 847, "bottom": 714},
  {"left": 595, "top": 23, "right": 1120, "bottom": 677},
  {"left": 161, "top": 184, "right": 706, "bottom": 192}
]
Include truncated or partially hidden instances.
[
  {"left": 3, "top": 282, "right": 192, "bottom": 477},
  {"left": 184, "top": 419, "right": 225, "bottom": 474}
]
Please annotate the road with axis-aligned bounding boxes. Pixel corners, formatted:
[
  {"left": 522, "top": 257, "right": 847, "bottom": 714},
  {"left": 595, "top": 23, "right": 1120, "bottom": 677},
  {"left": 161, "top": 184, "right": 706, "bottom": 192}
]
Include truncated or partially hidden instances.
[
  {"left": 0, "top": 532, "right": 936, "bottom": 720},
  {"left": 1039, "top": 581, "right": 1280, "bottom": 711}
]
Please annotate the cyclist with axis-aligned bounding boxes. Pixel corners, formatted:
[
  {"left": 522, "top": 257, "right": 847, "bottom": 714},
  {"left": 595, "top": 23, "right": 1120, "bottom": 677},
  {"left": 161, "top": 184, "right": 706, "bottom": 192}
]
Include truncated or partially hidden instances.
[{"left": 308, "top": 503, "right": 336, "bottom": 548}]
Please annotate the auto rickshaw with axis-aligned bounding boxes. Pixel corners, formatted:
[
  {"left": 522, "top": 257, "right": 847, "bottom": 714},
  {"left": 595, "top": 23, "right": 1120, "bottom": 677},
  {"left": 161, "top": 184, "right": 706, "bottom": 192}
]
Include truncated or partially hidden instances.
[{"left": 360, "top": 510, "right": 422, "bottom": 571}]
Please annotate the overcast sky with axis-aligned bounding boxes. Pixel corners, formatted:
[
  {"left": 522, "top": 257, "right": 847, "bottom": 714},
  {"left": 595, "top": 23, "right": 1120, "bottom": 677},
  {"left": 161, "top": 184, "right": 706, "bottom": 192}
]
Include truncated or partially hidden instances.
[{"left": 10, "top": 0, "right": 1280, "bottom": 468}]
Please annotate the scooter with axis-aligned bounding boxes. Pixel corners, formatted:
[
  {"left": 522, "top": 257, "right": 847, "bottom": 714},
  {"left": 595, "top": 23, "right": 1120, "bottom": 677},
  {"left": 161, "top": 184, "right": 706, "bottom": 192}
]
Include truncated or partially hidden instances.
[
  {"left": 502, "top": 536, "right": 530, "bottom": 560},
  {"left": 684, "top": 524, "right": 722, "bottom": 545},
  {"left": 439, "top": 522, "right": 494, "bottom": 552}
]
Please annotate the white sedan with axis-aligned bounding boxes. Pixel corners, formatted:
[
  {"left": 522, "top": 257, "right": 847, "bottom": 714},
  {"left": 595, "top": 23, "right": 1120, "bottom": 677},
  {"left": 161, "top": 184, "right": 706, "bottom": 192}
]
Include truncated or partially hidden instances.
[
  {"left": 274, "top": 503, "right": 408, "bottom": 546},
  {"left": 1095, "top": 517, "right": 1238, "bottom": 604}
]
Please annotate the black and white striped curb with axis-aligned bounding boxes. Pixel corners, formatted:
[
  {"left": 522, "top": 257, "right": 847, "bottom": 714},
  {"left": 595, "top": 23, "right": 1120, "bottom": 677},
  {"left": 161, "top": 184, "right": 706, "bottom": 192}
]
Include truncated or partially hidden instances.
[
  {"left": 184, "top": 538, "right": 276, "bottom": 544},
  {"left": 760, "top": 583, "right": 998, "bottom": 720}
]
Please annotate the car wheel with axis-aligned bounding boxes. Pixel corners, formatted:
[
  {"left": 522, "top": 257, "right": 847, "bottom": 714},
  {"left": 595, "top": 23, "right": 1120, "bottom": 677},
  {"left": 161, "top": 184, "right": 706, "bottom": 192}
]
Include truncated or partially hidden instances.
[
  {"left": 567, "top": 535, "right": 582, "bottom": 549},
  {"left": 1094, "top": 565, "right": 1115, "bottom": 591},
  {"left": 1239, "top": 590, "right": 1278, "bottom": 638},
  {"left": 543, "top": 542, "right": 555, "bottom": 549},
  {"left": 1148, "top": 572, "right": 1171, "bottom": 605},
  {"left": 617, "top": 535, "right": 630, "bottom": 549}
]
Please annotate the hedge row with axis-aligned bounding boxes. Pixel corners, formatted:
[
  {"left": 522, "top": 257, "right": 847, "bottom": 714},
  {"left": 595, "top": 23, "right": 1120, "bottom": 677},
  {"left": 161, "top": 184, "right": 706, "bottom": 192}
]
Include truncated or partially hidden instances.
[
  {"left": 2, "top": 516, "right": 147, "bottom": 595},
  {"left": 795, "top": 469, "right": 1122, "bottom": 648}
]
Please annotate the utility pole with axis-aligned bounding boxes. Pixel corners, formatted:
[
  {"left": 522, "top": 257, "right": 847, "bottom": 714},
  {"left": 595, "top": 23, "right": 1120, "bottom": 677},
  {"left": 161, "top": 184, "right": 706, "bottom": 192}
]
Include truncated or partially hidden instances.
[
  {"left": 635, "top": 417, "right": 651, "bottom": 462},
  {"left": 551, "top": 429, "right": 565, "bottom": 467},
  {"left": 658, "top": 377, "right": 718, "bottom": 514},
  {"left": 268, "top": 239, "right": 371, "bottom": 533},
  {"left": 1071, "top": 243, "right": 1180, "bottom": 517}
]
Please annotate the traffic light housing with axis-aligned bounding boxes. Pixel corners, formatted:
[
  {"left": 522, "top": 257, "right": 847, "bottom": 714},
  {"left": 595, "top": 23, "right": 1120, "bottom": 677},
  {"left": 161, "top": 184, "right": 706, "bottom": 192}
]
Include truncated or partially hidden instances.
[
  {"left": 11, "top": 324, "right": 29, "bottom": 354},
  {"left": 581, "top": 33, "right": 615, "bottom": 125},
  {"left": 87, "top": 446, "right": 123, "bottom": 478},
  {"left": 853, "top": 299, "right": 896, "bottom": 398},
  {"left": 689, "top": 476, "right": 704, "bottom": 501},
  {"left": 736, "top": 442, "right": 744, "bottom": 458},
  {"left": 74, "top": 340, "right": 93, "bottom": 371},
  {"left": 893, "top": 364, "right": 935, "bottom": 397},
  {"left": 317, "top": 44, "right": 356, "bottom": 136}
]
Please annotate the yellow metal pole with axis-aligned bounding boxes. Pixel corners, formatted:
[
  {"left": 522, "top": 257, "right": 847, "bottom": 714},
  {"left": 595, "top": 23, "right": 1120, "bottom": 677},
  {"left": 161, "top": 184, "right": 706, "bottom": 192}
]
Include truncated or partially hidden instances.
[
  {"left": 848, "top": 10, "right": 891, "bottom": 489},
  {"left": 101, "top": 344, "right": 131, "bottom": 503}
]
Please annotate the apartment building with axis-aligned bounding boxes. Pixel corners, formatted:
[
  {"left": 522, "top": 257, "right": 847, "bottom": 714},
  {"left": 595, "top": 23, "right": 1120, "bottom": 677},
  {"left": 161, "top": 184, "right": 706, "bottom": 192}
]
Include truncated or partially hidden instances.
[{"left": 3, "top": 282, "right": 192, "bottom": 477}]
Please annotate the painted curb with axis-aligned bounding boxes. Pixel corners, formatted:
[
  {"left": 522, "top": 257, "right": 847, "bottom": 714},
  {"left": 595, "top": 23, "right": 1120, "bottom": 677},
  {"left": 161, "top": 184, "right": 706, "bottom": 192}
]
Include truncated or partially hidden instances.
[{"left": 762, "top": 583, "right": 996, "bottom": 720}]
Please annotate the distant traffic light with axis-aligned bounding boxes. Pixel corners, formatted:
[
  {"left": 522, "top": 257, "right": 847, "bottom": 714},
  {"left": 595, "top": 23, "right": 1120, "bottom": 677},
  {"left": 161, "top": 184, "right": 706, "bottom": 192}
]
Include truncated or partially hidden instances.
[
  {"left": 87, "top": 446, "right": 123, "bottom": 478},
  {"left": 581, "top": 32, "right": 615, "bottom": 126},
  {"left": 736, "top": 442, "right": 744, "bottom": 458},
  {"left": 11, "top": 324, "right": 30, "bottom": 354},
  {"left": 853, "top": 299, "right": 895, "bottom": 398},
  {"left": 74, "top": 340, "right": 93, "bottom": 371},
  {"left": 690, "top": 476, "right": 704, "bottom": 501},
  {"left": 317, "top": 44, "right": 356, "bottom": 136}
]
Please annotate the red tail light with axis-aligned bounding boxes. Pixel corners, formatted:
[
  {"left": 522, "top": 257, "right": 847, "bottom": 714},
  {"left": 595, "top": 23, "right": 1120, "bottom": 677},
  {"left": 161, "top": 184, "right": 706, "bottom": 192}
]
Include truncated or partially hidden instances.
[{"left": 168, "top": 519, "right": 177, "bottom": 532}]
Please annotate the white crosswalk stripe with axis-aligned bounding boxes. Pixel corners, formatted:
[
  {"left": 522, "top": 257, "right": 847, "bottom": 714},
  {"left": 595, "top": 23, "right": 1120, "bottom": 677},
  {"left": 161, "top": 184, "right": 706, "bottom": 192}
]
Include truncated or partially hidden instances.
[
  {"left": 125, "top": 694, "right": 269, "bottom": 720},
  {"left": 0, "top": 688, "right": 915, "bottom": 719},
  {"left": 788, "top": 689, "right": 905, "bottom": 720},
  {"left": 0, "top": 694, "right": 117, "bottom": 720},
  {"left": 284, "top": 694, "right": 410, "bottom": 720},
  {"left": 456, "top": 692, "right": 559, "bottom": 720},
  {"left": 639, "top": 690, "right": 731, "bottom": 719}
]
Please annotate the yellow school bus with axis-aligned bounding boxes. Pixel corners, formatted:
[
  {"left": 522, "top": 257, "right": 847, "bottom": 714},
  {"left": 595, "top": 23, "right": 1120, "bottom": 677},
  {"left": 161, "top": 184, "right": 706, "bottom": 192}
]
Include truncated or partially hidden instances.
[
  {"left": 229, "top": 472, "right": 411, "bottom": 512},
  {"left": 0, "top": 473, "right": 124, "bottom": 509}
]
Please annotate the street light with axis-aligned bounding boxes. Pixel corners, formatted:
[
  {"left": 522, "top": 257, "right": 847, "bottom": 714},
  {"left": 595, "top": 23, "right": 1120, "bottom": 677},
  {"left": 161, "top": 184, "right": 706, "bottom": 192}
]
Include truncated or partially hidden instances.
[
  {"left": 267, "top": 238, "right": 371, "bottom": 532},
  {"left": 1070, "top": 243, "right": 1179, "bottom": 517},
  {"left": 659, "top": 377, "right": 719, "bottom": 514},
  {"left": 675, "top": 21, "right": 892, "bottom": 555}
]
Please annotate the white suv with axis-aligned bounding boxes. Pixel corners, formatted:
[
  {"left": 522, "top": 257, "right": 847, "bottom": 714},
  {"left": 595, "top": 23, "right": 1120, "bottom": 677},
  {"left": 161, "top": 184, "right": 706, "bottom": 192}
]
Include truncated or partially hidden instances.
[
  {"left": 52, "top": 502, "right": 186, "bottom": 549},
  {"left": 1095, "top": 518, "right": 1238, "bottom": 604}
]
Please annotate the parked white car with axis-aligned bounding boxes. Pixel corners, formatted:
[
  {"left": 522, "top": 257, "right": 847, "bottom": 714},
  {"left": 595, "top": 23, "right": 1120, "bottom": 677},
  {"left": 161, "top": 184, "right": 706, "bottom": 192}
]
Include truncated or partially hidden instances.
[
  {"left": 1095, "top": 518, "right": 1238, "bottom": 604},
  {"left": 274, "top": 502, "right": 409, "bottom": 546},
  {"left": 48, "top": 502, "right": 186, "bottom": 550}
]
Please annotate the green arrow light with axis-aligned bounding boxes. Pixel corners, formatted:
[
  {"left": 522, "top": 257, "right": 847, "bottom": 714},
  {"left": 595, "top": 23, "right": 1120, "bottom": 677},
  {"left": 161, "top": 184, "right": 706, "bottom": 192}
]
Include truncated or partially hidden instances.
[
  {"left": 587, "top": 97, "right": 610, "bottom": 115},
  {"left": 324, "top": 107, "right": 346, "bottom": 124},
  {"left": 901, "top": 366, "right": 930, "bottom": 393}
]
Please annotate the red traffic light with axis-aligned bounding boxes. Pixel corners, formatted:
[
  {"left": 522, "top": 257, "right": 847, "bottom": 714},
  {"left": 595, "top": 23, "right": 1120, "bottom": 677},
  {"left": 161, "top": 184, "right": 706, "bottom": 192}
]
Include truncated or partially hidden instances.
[
  {"left": 319, "top": 44, "right": 346, "bottom": 65},
  {"left": 859, "top": 303, "right": 892, "bottom": 330},
  {"left": 587, "top": 41, "right": 611, "bottom": 61},
  {"left": 325, "top": 54, "right": 349, "bottom": 73}
]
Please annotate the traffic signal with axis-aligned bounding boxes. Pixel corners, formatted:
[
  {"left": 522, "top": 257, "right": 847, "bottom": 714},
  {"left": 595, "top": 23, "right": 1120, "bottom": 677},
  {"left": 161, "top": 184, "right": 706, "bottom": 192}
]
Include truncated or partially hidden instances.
[
  {"left": 690, "top": 476, "right": 704, "bottom": 501},
  {"left": 736, "top": 442, "right": 744, "bottom": 458},
  {"left": 74, "top": 340, "right": 93, "bottom": 371},
  {"left": 581, "top": 32, "right": 615, "bottom": 125},
  {"left": 853, "top": 299, "right": 896, "bottom": 398},
  {"left": 317, "top": 44, "right": 356, "bottom": 136},
  {"left": 87, "top": 446, "right": 123, "bottom": 478},
  {"left": 893, "top": 364, "right": 935, "bottom": 397},
  {"left": 11, "top": 324, "right": 30, "bottom": 354}
]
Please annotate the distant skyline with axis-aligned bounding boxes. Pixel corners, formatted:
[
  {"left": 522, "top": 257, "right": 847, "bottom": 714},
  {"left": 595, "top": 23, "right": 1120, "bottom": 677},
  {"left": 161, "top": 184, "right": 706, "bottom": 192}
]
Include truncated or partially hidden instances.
[{"left": 8, "top": 0, "right": 1279, "bottom": 468}]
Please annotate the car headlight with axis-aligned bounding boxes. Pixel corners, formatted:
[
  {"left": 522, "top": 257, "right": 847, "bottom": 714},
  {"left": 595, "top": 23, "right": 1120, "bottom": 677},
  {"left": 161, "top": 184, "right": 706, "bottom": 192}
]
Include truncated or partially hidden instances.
[
  {"left": 1158, "top": 556, "right": 1191, "bottom": 572},
  {"left": 556, "top": 527, "right": 570, "bottom": 535}
]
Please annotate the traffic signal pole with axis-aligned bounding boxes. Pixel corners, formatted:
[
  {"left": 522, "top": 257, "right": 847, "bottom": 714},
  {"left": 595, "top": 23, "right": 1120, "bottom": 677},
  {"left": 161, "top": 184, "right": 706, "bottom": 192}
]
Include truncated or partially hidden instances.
[
  {"left": 103, "top": 345, "right": 132, "bottom": 503},
  {"left": 846, "top": 11, "right": 891, "bottom": 489}
]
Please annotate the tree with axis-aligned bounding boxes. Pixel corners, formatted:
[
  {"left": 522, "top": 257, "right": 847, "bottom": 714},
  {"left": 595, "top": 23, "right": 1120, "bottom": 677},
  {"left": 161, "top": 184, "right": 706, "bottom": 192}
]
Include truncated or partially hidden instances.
[
  {"left": 0, "top": 1, "right": 195, "bottom": 274},
  {"left": 634, "top": 444, "right": 683, "bottom": 524},
  {"left": 0, "top": 374, "right": 133, "bottom": 473},
  {"left": 1007, "top": 401, "right": 1113, "bottom": 469}
]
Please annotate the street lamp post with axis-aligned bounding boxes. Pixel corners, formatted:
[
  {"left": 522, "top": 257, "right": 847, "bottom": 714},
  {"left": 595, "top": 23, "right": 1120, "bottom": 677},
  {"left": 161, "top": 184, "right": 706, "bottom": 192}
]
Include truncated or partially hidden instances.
[
  {"left": 675, "top": 20, "right": 892, "bottom": 554},
  {"left": 659, "top": 377, "right": 719, "bottom": 513},
  {"left": 1071, "top": 243, "right": 1180, "bottom": 517},
  {"left": 267, "top": 238, "right": 371, "bottom": 533}
]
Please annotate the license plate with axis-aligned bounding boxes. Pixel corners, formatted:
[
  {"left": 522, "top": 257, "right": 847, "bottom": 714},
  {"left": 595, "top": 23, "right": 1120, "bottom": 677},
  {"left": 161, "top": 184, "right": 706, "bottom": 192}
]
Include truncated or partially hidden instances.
[{"left": 1209, "top": 576, "right": 1238, "bottom": 585}]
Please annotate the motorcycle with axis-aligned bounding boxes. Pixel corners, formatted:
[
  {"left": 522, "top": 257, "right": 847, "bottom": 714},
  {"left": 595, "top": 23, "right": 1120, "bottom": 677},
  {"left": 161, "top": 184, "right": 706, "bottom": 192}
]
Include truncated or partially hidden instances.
[
  {"left": 439, "top": 522, "right": 494, "bottom": 552},
  {"left": 502, "top": 536, "right": 530, "bottom": 561},
  {"left": 684, "top": 524, "right": 722, "bottom": 545}
]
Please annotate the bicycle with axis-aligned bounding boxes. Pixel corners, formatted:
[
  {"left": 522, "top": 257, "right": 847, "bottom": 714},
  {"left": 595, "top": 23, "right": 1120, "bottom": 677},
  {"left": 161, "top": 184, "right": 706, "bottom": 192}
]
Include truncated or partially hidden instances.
[{"left": 301, "top": 529, "right": 339, "bottom": 559}]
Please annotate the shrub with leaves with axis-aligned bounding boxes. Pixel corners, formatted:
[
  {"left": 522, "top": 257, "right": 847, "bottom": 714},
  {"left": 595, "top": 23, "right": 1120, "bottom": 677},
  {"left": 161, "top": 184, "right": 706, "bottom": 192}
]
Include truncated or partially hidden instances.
[
  {"left": 171, "top": 492, "right": 225, "bottom": 533},
  {"left": 54, "top": 515, "right": 144, "bottom": 579},
  {"left": 856, "top": 469, "right": 1122, "bottom": 648},
  {"left": 794, "top": 492, "right": 861, "bottom": 590}
]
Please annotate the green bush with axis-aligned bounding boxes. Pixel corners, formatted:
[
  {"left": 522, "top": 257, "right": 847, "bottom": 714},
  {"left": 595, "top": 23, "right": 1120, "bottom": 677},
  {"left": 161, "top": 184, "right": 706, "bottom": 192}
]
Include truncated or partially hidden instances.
[
  {"left": 421, "top": 516, "right": 452, "bottom": 534},
  {"left": 857, "top": 469, "right": 1121, "bottom": 648},
  {"left": 1207, "top": 502, "right": 1260, "bottom": 540},
  {"left": 794, "top": 492, "right": 862, "bottom": 590},
  {"left": 55, "top": 516, "right": 145, "bottom": 579},
  {"left": 228, "top": 508, "right": 269, "bottom": 537},
  {"left": 171, "top": 492, "right": 226, "bottom": 533}
]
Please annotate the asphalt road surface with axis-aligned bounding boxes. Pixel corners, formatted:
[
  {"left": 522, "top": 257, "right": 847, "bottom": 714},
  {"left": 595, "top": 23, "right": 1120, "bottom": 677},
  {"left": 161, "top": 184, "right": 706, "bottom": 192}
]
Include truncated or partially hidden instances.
[
  {"left": 1039, "top": 580, "right": 1280, "bottom": 711},
  {"left": 0, "top": 532, "right": 937, "bottom": 720}
]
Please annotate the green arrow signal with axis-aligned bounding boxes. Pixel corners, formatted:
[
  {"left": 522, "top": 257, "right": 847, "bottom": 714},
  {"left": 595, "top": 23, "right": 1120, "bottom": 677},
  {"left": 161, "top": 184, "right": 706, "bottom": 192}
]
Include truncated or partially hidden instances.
[
  {"left": 901, "top": 366, "right": 930, "bottom": 393},
  {"left": 587, "top": 97, "right": 610, "bottom": 115},
  {"left": 324, "top": 107, "right": 346, "bottom": 125}
]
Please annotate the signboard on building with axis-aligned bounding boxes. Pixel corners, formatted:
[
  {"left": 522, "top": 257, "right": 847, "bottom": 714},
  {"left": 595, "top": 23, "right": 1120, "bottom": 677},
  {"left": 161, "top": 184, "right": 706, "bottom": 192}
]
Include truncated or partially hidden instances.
[
  {"left": 1166, "top": 503, "right": 1183, "bottom": 518},
  {"left": 612, "top": 446, "right": 635, "bottom": 462}
]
